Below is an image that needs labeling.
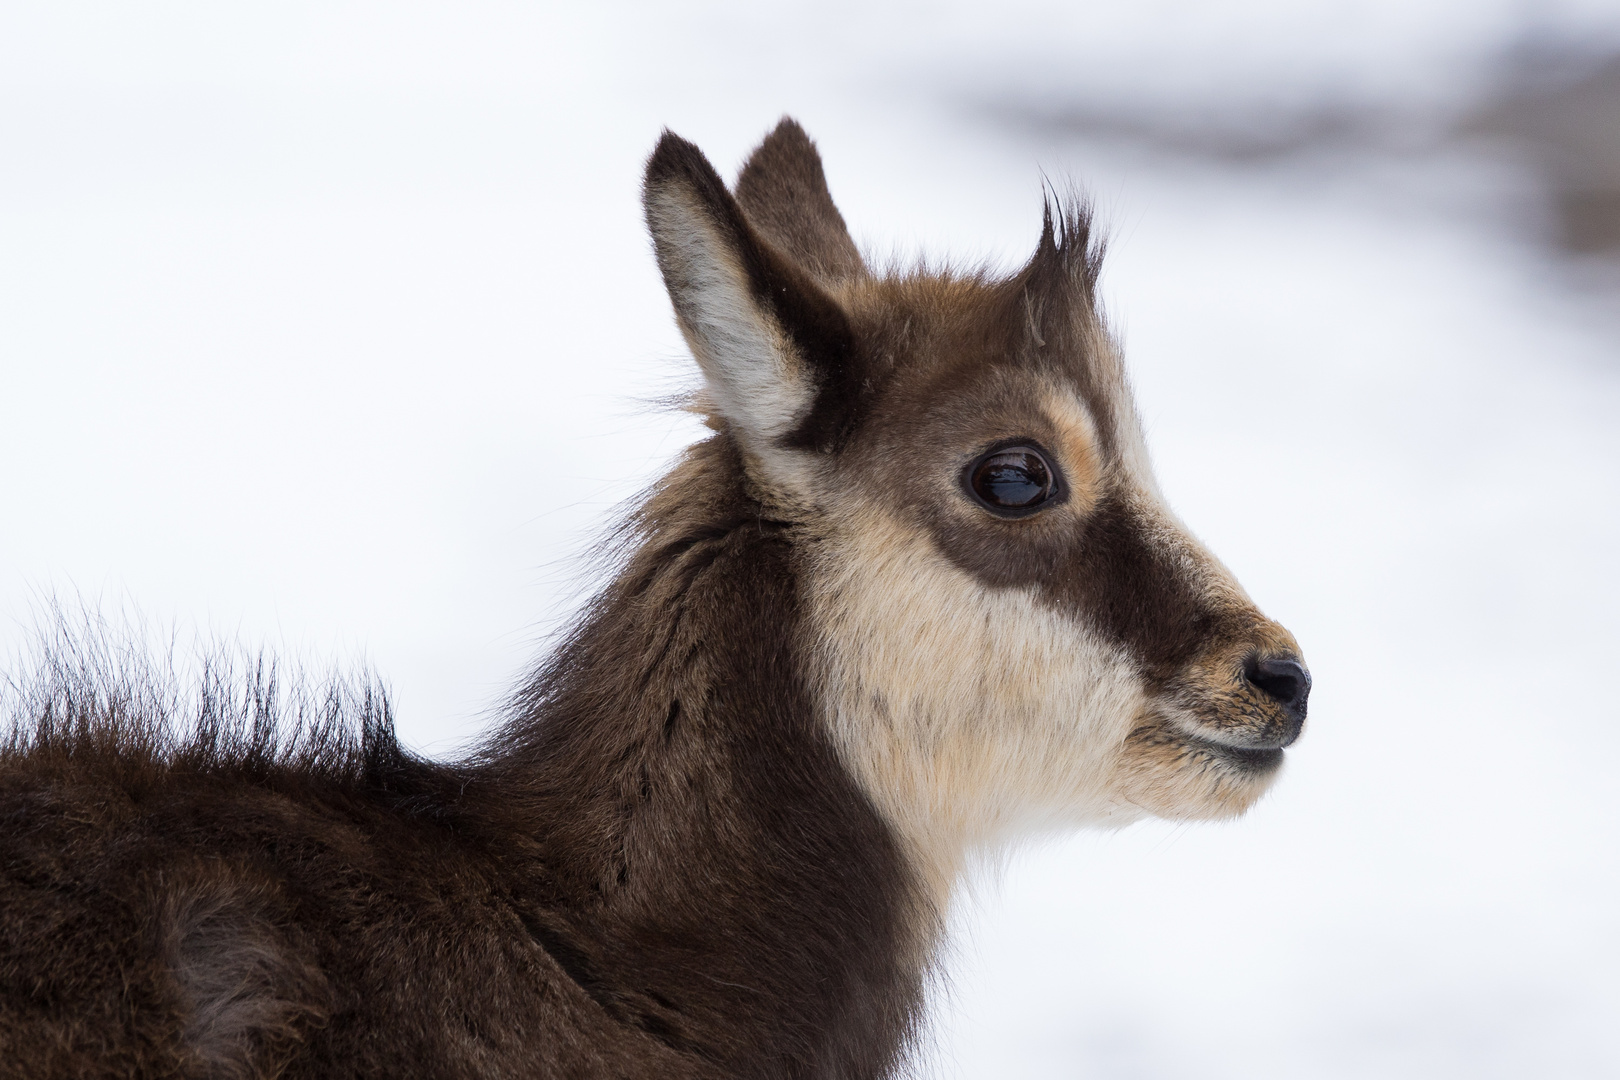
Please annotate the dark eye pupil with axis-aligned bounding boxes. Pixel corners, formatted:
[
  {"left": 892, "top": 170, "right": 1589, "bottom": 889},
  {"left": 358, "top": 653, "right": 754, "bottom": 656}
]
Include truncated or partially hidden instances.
[{"left": 971, "top": 449, "right": 1053, "bottom": 509}]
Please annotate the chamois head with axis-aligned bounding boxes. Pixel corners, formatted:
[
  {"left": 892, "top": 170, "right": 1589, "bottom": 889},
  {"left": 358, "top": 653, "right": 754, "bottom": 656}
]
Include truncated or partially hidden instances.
[{"left": 644, "top": 120, "right": 1308, "bottom": 887}]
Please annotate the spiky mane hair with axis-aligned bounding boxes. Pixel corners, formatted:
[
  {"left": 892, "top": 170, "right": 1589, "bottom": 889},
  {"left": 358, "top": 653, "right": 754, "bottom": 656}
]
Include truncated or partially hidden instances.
[
  {"left": 1, "top": 618, "right": 431, "bottom": 799},
  {"left": 863, "top": 187, "right": 1103, "bottom": 298},
  {"left": 1030, "top": 185, "right": 1105, "bottom": 291}
]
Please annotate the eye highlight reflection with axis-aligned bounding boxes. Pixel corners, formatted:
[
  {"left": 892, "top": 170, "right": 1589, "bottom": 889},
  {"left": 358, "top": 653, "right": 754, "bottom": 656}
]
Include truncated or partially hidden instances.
[{"left": 965, "top": 444, "right": 1061, "bottom": 516}]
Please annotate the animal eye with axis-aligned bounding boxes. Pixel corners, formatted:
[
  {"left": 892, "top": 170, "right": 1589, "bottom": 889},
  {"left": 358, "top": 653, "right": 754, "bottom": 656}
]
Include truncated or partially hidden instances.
[{"left": 967, "top": 445, "right": 1057, "bottom": 515}]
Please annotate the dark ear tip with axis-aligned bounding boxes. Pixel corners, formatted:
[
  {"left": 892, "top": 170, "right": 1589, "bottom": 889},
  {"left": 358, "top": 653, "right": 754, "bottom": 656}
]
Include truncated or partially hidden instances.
[
  {"left": 766, "top": 116, "right": 812, "bottom": 145},
  {"left": 754, "top": 117, "right": 820, "bottom": 166},
  {"left": 644, "top": 130, "right": 723, "bottom": 193}
]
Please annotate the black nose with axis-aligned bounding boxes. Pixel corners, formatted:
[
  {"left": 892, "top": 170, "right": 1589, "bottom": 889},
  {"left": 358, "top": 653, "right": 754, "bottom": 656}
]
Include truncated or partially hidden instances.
[{"left": 1248, "top": 657, "right": 1311, "bottom": 719}]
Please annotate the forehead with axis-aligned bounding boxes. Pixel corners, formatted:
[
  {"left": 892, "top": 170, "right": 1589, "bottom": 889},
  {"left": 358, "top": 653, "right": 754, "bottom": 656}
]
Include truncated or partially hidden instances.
[{"left": 838, "top": 273, "right": 1126, "bottom": 460}]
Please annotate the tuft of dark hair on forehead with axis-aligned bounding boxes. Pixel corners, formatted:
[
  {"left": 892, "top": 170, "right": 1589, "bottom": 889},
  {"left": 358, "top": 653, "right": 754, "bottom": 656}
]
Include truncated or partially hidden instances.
[
  {"left": 1030, "top": 184, "right": 1105, "bottom": 295},
  {"left": 995, "top": 185, "right": 1109, "bottom": 369}
]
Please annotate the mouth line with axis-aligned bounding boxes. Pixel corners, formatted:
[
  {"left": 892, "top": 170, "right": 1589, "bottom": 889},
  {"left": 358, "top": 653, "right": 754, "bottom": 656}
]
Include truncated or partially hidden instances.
[
  {"left": 1184, "top": 734, "right": 1284, "bottom": 775},
  {"left": 1159, "top": 700, "right": 1300, "bottom": 754},
  {"left": 1129, "top": 715, "right": 1289, "bottom": 778}
]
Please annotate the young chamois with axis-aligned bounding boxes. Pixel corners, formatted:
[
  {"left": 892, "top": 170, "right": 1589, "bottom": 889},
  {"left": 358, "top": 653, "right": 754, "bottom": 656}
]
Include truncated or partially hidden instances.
[{"left": 0, "top": 119, "right": 1310, "bottom": 1080}]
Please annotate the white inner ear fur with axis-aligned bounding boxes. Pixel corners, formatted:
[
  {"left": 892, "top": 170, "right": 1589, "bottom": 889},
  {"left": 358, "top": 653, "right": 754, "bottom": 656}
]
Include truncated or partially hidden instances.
[
  {"left": 647, "top": 186, "right": 817, "bottom": 485},
  {"left": 807, "top": 505, "right": 1151, "bottom": 908}
]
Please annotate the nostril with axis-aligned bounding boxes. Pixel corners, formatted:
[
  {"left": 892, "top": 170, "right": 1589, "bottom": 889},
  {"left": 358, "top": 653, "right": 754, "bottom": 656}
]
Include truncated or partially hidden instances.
[{"left": 1247, "top": 657, "right": 1312, "bottom": 714}]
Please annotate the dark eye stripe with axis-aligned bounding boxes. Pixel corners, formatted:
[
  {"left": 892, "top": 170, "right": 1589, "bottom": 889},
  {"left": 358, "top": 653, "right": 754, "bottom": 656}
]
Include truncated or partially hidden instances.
[{"left": 965, "top": 445, "right": 1060, "bottom": 517}]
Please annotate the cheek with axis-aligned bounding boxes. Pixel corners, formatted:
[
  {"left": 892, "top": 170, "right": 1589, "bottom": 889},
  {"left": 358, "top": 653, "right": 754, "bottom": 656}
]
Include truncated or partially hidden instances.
[{"left": 810, "top": 514, "right": 1151, "bottom": 813}]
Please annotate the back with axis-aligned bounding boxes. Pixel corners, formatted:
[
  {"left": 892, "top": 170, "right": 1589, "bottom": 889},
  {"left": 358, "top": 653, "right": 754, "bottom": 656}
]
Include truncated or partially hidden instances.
[{"left": 0, "top": 741, "right": 699, "bottom": 1079}]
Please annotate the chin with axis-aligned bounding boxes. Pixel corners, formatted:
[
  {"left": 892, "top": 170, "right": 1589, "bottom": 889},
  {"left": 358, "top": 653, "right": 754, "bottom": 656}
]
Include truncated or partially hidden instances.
[{"left": 1112, "top": 718, "right": 1287, "bottom": 821}]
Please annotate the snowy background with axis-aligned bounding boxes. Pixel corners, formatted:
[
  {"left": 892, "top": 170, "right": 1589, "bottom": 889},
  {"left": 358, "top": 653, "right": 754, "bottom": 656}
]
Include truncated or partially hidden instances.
[{"left": 3, "top": 2, "right": 1620, "bottom": 1077}]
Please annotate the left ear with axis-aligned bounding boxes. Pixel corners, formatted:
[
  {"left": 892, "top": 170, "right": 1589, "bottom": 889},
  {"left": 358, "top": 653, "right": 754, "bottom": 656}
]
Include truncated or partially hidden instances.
[
  {"left": 642, "top": 131, "right": 864, "bottom": 465},
  {"left": 735, "top": 117, "right": 865, "bottom": 284}
]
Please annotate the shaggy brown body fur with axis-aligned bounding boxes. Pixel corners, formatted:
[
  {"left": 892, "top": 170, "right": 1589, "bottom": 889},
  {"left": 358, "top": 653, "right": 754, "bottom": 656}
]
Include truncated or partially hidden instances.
[
  {"left": 2, "top": 442, "right": 916, "bottom": 1079},
  {"left": 0, "top": 119, "right": 1308, "bottom": 1079}
]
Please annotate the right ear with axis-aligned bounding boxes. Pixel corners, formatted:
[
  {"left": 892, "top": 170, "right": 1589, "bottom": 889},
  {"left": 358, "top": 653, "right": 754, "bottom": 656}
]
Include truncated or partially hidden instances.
[{"left": 643, "top": 131, "right": 863, "bottom": 464}]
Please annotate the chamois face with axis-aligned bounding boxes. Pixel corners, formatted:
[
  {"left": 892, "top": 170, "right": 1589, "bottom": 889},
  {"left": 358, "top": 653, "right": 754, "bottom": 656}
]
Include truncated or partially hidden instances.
[
  {"left": 809, "top": 274, "right": 1305, "bottom": 872},
  {"left": 644, "top": 121, "right": 1309, "bottom": 887}
]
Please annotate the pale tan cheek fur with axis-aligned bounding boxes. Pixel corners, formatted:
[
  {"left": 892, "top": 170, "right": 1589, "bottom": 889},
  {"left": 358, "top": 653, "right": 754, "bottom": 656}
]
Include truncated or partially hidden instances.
[{"left": 806, "top": 508, "right": 1149, "bottom": 905}]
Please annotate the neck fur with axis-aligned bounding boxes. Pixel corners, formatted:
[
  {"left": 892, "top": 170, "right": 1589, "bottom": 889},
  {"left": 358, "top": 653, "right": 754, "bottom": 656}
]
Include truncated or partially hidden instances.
[{"left": 472, "top": 437, "right": 936, "bottom": 1078}]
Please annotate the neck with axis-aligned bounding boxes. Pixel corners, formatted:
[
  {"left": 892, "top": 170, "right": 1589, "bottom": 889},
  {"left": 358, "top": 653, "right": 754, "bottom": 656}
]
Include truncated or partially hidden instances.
[{"left": 473, "top": 438, "right": 934, "bottom": 1079}]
